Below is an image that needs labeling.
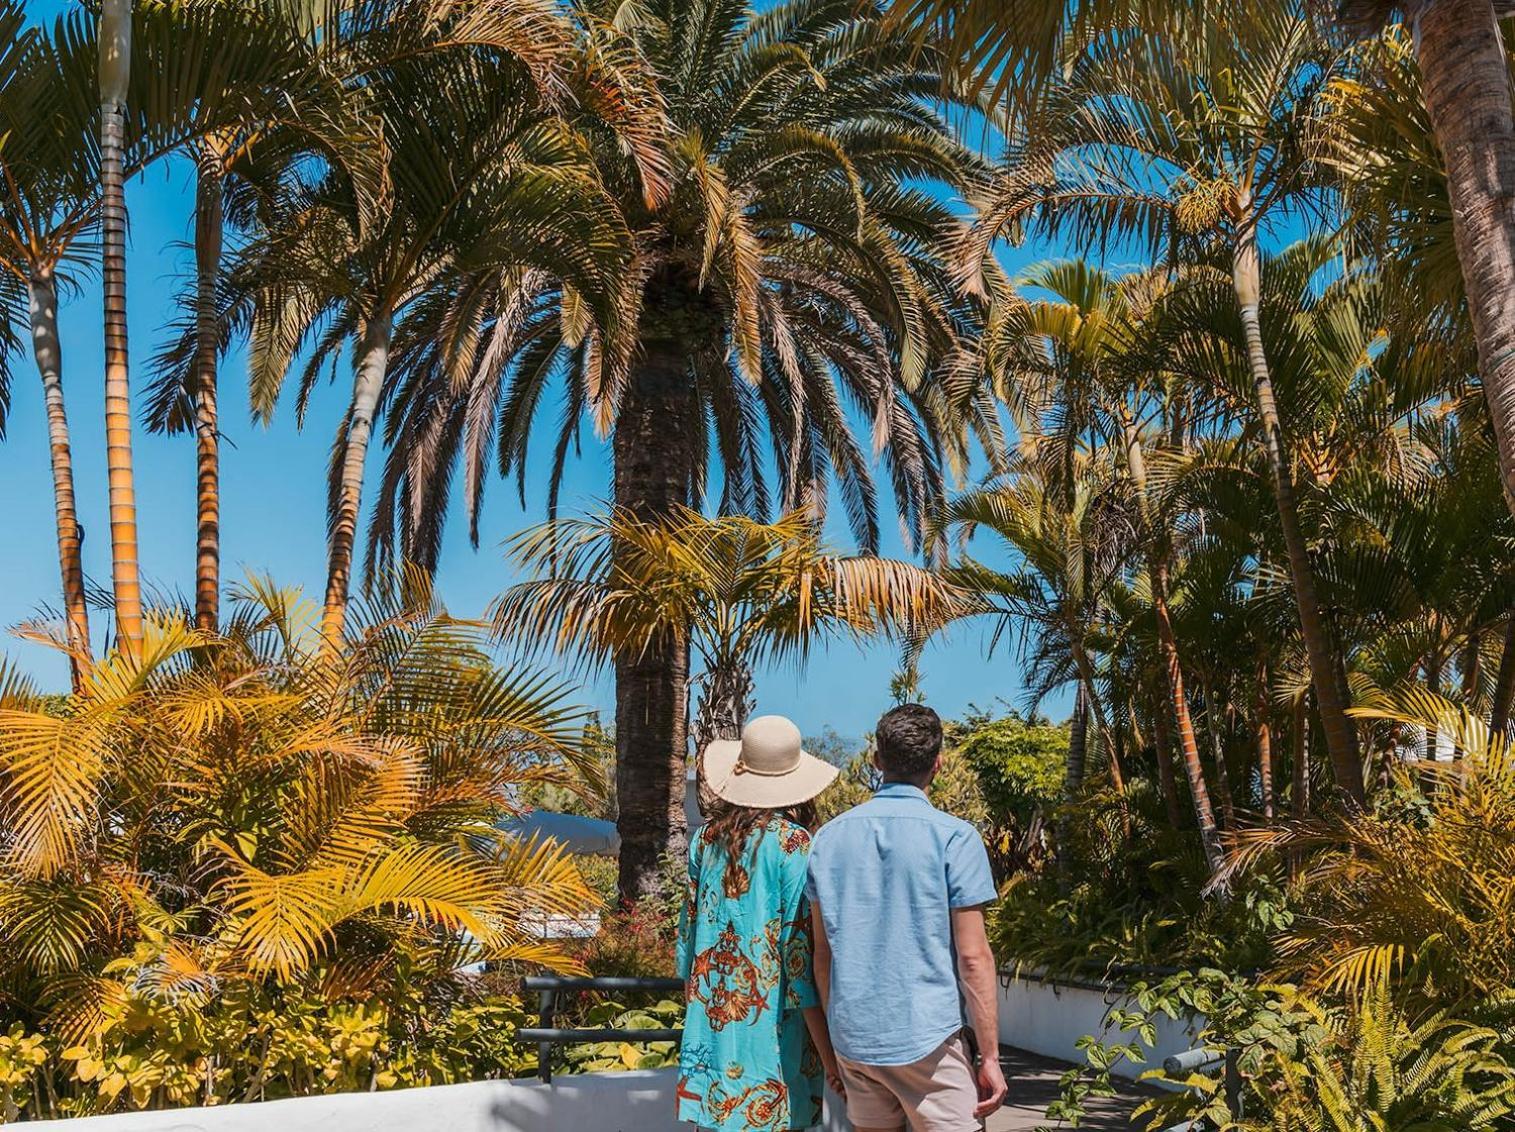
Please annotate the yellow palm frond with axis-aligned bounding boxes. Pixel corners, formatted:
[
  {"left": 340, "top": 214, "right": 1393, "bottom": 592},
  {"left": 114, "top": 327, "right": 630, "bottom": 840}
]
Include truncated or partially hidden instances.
[{"left": 0, "top": 710, "right": 109, "bottom": 879}]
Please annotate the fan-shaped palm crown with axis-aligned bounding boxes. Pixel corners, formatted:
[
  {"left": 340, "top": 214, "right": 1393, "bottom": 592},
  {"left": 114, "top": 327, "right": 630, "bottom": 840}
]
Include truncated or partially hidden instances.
[{"left": 374, "top": 0, "right": 1000, "bottom": 570}]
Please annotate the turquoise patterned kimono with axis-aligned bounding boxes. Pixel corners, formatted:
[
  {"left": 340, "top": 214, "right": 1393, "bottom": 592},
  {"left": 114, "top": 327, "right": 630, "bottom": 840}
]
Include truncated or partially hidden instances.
[{"left": 675, "top": 817, "right": 823, "bottom": 1130}]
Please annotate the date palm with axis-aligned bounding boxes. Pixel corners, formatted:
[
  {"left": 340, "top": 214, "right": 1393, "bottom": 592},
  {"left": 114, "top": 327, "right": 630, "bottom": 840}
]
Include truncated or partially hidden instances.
[
  {"left": 375, "top": 0, "right": 996, "bottom": 899},
  {"left": 493, "top": 506, "right": 963, "bottom": 899}
]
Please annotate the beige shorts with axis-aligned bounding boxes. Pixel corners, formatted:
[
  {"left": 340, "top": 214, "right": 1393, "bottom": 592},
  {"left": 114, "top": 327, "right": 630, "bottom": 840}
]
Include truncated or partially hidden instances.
[{"left": 836, "top": 1034, "right": 980, "bottom": 1132}]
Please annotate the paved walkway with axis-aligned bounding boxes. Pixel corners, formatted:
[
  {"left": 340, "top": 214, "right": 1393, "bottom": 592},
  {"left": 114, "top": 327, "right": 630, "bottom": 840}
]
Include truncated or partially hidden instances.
[{"left": 987, "top": 1046, "right": 1159, "bottom": 1131}]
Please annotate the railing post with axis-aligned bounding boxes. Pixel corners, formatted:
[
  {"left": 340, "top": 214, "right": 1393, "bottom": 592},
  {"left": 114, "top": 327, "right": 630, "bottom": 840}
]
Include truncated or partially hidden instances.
[
  {"left": 1224, "top": 1047, "right": 1242, "bottom": 1118},
  {"left": 537, "top": 986, "right": 557, "bottom": 1084}
]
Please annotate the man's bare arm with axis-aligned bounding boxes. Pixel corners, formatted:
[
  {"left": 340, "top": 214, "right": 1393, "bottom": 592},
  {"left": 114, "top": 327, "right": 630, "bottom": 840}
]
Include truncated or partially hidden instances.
[{"left": 951, "top": 904, "right": 1007, "bottom": 1118}]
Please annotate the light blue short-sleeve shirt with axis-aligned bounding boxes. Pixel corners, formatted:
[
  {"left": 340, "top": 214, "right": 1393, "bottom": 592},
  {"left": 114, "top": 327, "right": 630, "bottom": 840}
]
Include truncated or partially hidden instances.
[{"left": 805, "top": 783, "right": 997, "bottom": 1066}]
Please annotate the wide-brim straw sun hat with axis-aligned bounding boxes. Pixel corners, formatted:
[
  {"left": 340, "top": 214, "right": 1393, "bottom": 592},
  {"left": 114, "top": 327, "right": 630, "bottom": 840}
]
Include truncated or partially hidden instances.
[{"left": 704, "top": 714, "right": 839, "bottom": 810}]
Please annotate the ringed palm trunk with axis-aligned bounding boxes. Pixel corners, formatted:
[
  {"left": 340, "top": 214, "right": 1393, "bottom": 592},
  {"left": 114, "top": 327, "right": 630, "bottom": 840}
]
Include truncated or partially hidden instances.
[
  {"left": 1056, "top": 684, "right": 1089, "bottom": 876},
  {"left": 1202, "top": 678, "right": 1236, "bottom": 829},
  {"left": 1148, "top": 688, "right": 1185, "bottom": 830},
  {"left": 612, "top": 339, "right": 694, "bottom": 905},
  {"left": 321, "top": 306, "right": 392, "bottom": 645},
  {"left": 27, "top": 268, "right": 91, "bottom": 688},
  {"left": 1121, "top": 415, "right": 1223, "bottom": 868},
  {"left": 1411, "top": 0, "right": 1515, "bottom": 522},
  {"left": 1233, "top": 228, "right": 1365, "bottom": 805},
  {"left": 1255, "top": 666, "right": 1275, "bottom": 821},
  {"left": 1065, "top": 682, "right": 1088, "bottom": 792},
  {"left": 99, "top": 0, "right": 144, "bottom": 656},
  {"left": 1292, "top": 692, "right": 1312, "bottom": 818},
  {"left": 192, "top": 153, "right": 224, "bottom": 631}
]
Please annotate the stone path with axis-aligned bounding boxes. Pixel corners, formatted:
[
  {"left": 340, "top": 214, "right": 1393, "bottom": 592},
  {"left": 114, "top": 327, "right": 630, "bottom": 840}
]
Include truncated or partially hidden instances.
[{"left": 986, "top": 1046, "right": 1160, "bottom": 1131}]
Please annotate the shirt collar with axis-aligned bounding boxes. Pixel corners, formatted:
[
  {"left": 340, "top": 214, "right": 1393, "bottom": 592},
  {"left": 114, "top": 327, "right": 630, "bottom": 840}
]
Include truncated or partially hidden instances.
[{"left": 875, "top": 782, "right": 930, "bottom": 802}]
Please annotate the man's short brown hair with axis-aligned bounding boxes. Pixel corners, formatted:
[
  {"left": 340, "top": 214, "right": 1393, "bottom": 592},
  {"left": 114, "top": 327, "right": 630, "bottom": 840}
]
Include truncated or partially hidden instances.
[{"left": 875, "top": 703, "right": 942, "bottom": 781}]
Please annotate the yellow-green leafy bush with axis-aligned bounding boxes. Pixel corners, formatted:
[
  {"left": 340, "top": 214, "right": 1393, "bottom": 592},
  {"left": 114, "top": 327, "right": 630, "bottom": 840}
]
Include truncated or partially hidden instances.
[{"left": 0, "top": 577, "right": 599, "bottom": 1118}]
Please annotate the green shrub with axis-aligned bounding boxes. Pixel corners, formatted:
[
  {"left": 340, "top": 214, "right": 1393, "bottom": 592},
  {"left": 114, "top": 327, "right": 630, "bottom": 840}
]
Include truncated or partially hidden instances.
[
  {"left": 0, "top": 974, "right": 537, "bottom": 1121},
  {"left": 957, "top": 717, "right": 1065, "bottom": 875},
  {"left": 559, "top": 999, "right": 682, "bottom": 1074}
]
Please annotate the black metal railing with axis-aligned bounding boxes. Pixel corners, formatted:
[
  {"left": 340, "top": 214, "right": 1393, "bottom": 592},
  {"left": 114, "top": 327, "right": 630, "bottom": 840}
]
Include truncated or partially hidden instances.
[
  {"left": 517, "top": 975, "right": 684, "bottom": 1083},
  {"left": 1158, "top": 1046, "right": 1241, "bottom": 1131}
]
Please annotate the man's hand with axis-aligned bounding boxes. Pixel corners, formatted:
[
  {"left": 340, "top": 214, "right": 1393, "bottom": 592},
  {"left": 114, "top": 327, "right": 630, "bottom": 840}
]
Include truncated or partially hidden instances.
[
  {"left": 951, "top": 905, "right": 1006, "bottom": 1119},
  {"left": 973, "top": 1054, "right": 1008, "bottom": 1119}
]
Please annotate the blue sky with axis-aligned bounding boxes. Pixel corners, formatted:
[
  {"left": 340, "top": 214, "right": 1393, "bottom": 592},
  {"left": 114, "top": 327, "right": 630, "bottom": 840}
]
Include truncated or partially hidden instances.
[{"left": 1, "top": 0, "right": 1066, "bottom": 747}]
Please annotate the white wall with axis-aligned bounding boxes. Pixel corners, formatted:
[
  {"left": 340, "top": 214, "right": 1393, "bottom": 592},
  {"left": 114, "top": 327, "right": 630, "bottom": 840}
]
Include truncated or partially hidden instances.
[
  {"left": 998, "top": 972, "right": 1202, "bottom": 1083},
  {"left": 27, "top": 1070, "right": 851, "bottom": 1132}
]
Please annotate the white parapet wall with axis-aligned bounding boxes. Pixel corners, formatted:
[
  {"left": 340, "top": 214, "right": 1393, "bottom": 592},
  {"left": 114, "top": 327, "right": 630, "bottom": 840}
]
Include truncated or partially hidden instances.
[
  {"left": 25, "top": 1070, "right": 852, "bottom": 1132},
  {"left": 998, "top": 969, "right": 1203, "bottom": 1083}
]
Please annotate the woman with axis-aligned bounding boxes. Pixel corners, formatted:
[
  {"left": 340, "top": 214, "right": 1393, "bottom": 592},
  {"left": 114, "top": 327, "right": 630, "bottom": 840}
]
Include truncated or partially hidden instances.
[{"left": 676, "top": 714, "right": 842, "bottom": 1131}]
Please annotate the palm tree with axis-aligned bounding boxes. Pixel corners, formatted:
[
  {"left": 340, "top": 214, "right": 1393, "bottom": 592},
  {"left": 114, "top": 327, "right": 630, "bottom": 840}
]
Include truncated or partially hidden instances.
[
  {"left": 954, "top": 7, "right": 1371, "bottom": 804},
  {"left": 493, "top": 506, "right": 962, "bottom": 900},
  {"left": 214, "top": 3, "right": 634, "bottom": 646},
  {"left": 993, "top": 260, "right": 1224, "bottom": 868},
  {"left": 139, "top": 0, "right": 373, "bottom": 631},
  {"left": 1331, "top": 0, "right": 1515, "bottom": 530},
  {"left": 0, "top": 5, "right": 98, "bottom": 686},
  {"left": 906, "top": 0, "right": 1515, "bottom": 702},
  {"left": 374, "top": 0, "right": 995, "bottom": 898},
  {"left": 98, "top": 0, "right": 143, "bottom": 656},
  {"left": 934, "top": 458, "right": 1138, "bottom": 826}
]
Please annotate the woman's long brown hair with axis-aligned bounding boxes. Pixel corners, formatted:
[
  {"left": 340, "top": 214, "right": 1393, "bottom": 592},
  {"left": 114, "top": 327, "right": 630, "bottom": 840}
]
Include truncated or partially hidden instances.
[{"left": 701, "top": 800, "right": 818, "bottom": 897}]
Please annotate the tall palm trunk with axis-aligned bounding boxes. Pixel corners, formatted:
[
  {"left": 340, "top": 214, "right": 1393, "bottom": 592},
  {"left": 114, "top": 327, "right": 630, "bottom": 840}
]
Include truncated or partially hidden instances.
[
  {"left": 1121, "top": 414, "right": 1223, "bottom": 869},
  {"left": 1149, "top": 691, "right": 1185, "bottom": 830},
  {"left": 1491, "top": 617, "right": 1515, "bottom": 736},
  {"left": 1202, "top": 677, "right": 1236, "bottom": 829},
  {"left": 321, "top": 306, "right": 392, "bottom": 645},
  {"left": 1411, "top": 0, "right": 1515, "bottom": 519},
  {"left": 612, "top": 342, "right": 694, "bottom": 904},
  {"left": 1255, "top": 666, "right": 1275, "bottom": 821},
  {"left": 1423, "top": 646, "right": 1443, "bottom": 761},
  {"left": 1056, "top": 684, "right": 1089, "bottom": 876},
  {"left": 99, "top": 0, "right": 143, "bottom": 656},
  {"left": 1292, "top": 692, "right": 1312, "bottom": 818},
  {"left": 1233, "top": 229, "right": 1364, "bottom": 805},
  {"left": 27, "top": 268, "right": 91, "bottom": 688},
  {"left": 1155, "top": 565, "right": 1222, "bottom": 870},
  {"left": 192, "top": 153, "right": 223, "bottom": 631}
]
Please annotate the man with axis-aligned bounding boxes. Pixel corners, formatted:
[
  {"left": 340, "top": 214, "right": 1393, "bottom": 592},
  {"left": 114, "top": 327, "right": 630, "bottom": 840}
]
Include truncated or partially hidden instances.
[{"left": 806, "top": 704, "right": 1007, "bottom": 1132}]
